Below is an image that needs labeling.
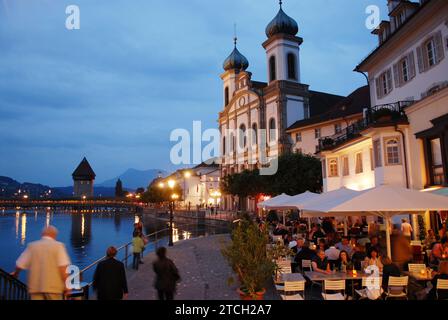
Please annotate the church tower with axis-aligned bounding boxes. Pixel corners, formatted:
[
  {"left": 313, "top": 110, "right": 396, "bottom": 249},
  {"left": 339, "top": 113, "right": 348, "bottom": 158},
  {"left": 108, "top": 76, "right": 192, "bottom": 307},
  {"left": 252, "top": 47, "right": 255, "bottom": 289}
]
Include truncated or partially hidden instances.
[
  {"left": 263, "top": 0, "right": 302, "bottom": 84},
  {"left": 72, "top": 157, "right": 96, "bottom": 199}
]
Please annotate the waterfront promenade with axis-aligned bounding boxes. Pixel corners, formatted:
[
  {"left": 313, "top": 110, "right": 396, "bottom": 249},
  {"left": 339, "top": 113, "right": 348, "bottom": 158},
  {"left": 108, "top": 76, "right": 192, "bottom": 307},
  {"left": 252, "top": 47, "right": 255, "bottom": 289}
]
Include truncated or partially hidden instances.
[{"left": 127, "top": 234, "right": 279, "bottom": 300}]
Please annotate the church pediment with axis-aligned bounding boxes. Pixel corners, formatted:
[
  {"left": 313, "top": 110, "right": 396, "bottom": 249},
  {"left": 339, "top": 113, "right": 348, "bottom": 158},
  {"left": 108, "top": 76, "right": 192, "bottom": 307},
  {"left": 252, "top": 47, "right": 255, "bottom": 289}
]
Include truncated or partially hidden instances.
[{"left": 221, "top": 89, "right": 261, "bottom": 117}]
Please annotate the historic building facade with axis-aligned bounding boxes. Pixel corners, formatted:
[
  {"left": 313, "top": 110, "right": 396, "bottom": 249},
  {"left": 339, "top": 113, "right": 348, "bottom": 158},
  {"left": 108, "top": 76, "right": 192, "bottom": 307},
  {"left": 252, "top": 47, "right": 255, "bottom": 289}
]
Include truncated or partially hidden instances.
[
  {"left": 318, "top": 0, "right": 448, "bottom": 237},
  {"left": 218, "top": 2, "right": 345, "bottom": 211}
]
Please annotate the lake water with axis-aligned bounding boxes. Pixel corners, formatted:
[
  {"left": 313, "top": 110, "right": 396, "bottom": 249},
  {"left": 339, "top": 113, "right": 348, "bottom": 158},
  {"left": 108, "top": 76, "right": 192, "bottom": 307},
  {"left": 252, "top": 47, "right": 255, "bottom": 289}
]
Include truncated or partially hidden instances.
[{"left": 0, "top": 209, "right": 228, "bottom": 284}]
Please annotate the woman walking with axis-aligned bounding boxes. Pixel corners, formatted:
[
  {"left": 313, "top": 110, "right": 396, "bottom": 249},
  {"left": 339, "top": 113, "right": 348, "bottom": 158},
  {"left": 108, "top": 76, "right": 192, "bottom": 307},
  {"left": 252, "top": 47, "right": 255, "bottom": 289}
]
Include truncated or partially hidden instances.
[{"left": 152, "top": 247, "right": 180, "bottom": 300}]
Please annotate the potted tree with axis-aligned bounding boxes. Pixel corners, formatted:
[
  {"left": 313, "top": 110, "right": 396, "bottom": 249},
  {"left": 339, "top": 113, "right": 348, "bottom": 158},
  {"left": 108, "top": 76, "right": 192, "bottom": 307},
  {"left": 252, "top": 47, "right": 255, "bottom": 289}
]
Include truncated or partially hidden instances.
[{"left": 222, "top": 218, "right": 275, "bottom": 300}]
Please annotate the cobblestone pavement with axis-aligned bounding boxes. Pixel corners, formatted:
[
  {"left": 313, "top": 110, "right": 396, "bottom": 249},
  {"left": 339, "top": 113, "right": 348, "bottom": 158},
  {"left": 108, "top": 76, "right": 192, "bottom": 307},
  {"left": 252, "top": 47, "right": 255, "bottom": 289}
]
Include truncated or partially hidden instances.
[{"left": 127, "top": 234, "right": 259, "bottom": 300}]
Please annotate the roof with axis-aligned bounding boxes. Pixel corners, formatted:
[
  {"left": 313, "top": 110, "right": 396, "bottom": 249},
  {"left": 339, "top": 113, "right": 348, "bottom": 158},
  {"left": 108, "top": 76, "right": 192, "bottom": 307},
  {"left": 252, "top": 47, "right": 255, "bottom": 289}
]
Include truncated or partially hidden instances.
[
  {"left": 72, "top": 157, "right": 96, "bottom": 180},
  {"left": 308, "top": 90, "right": 345, "bottom": 118},
  {"left": 287, "top": 86, "right": 370, "bottom": 131},
  {"left": 356, "top": 0, "right": 430, "bottom": 71}
]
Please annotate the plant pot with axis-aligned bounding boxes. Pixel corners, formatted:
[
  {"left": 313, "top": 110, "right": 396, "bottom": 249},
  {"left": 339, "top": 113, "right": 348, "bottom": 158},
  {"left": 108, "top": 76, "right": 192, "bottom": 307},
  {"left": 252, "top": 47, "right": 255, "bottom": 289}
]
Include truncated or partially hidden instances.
[{"left": 238, "top": 288, "right": 266, "bottom": 300}]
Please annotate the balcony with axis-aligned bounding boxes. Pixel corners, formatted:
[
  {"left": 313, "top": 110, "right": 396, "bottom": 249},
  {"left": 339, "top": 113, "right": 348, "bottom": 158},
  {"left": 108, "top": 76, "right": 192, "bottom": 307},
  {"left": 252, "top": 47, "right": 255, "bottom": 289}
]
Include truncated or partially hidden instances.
[{"left": 318, "top": 101, "right": 413, "bottom": 152}]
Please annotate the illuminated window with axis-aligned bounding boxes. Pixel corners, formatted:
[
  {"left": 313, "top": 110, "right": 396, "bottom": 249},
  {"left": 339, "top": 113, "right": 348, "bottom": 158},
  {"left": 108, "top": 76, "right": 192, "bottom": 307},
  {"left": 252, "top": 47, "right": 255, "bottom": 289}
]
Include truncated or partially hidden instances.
[
  {"left": 373, "top": 139, "right": 382, "bottom": 168},
  {"left": 342, "top": 156, "right": 349, "bottom": 176},
  {"left": 251, "top": 123, "right": 258, "bottom": 145},
  {"left": 328, "top": 158, "right": 339, "bottom": 177},
  {"left": 355, "top": 152, "right": 363, "bottom": 174},
  {"left": 239, "top": 124, "right": 247, "bottom": 149},
  {"left": 385, "top": 138, "right": 401, "bottom": 165}
]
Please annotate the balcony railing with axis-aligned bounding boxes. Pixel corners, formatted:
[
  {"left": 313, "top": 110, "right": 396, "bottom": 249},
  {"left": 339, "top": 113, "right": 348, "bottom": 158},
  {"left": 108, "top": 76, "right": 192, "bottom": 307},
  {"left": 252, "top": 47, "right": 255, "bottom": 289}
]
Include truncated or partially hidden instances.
[{"left": 318, "top": 101, "right": 414, "bottom": 152}]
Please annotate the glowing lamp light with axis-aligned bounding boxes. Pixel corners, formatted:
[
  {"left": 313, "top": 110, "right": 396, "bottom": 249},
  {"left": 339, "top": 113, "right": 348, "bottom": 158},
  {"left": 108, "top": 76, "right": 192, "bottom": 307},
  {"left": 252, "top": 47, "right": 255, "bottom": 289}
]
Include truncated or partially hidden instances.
[
  {"left": 353, "top": 270, "right": 358, "bottom": 277},
  {"left": 171, "top": 194, "right": 179, "bottom": 200},
  {"left": 184, "top": 171, "right": 192, "bottom": 179},
  {"left": 168, "top": 180, "right": 176, "bottom": 189},
  {"left": 23, "top": 195, "right": 29, "bottom": 199},
  {"left": 158, "top": 182, "right": 165, "bottom": 189}
]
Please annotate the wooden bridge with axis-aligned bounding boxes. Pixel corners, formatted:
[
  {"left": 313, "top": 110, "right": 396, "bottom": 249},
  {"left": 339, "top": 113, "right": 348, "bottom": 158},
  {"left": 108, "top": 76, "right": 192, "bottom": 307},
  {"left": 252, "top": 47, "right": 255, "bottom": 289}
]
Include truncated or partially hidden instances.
[{"left": 0, "top": 199, "right": 144, "bottom": 212}]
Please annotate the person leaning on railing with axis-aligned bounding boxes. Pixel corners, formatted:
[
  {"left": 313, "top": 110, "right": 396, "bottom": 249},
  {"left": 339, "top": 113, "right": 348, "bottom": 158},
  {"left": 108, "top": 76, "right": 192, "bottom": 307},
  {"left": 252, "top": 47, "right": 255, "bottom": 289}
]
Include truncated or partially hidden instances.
[{"left": 11, "top": 226, "right": 71, "bottom": 300}]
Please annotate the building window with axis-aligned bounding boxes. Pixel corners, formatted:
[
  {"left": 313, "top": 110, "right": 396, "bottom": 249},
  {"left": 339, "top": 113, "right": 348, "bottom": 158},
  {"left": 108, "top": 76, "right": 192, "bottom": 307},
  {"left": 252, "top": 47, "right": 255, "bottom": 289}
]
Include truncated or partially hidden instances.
[
  {"left": 385, "top": 138, "right": 401, "bottom": 166},
  {"left": 375, "top": 69, "right": 393, "bottom": 99},
  {"left": 355, "top": 152, "right": 363, "bottom": 174},
  {"left": 417, "top": 31, "right": 445, "bottom": 73},
  {"left": 230, "top": 133, "right": 235, "bottom": 152},
  {"left": 315, "top": 128, "right": 321, "bottom": 139},
  {"left": 269, "top": 118, "right": 277, "bottom": 142},
  {"left": 269, "top": 56, "right": 276, "bottom": 82},
  {"left": 287, "top": 53, "right": 297, "bottom": 80},
  {"left": 373, "top": 139, "right": 382, "bottom": 168},
  {"left": 251, "top": 123, "right": 258, "bottom": 146},
  {"left": 224, "top": 87, "right": 229, "bottom": 106},
  {"left": 222, "top": 137, "right": 226, "bottom": 155},
  {"left": 393, "top": 52, "right": 416, "bottom": 88},
  {"left": 334, "top": 123, "right": 342, "bottom": 134},
  {"left": 296, "top": 132, "right": 302, "bottom": 142},
  {"left": 322, "top": 159, "right": 327, "bottom": 179},
  {"left": 370, "top": 148, "right": 374, "bottom": 171},
  {"left": 430, "top": 138, "right": 445, "bottom": 185},
  {"left": 328, "top": 158, "right": 339, "bottom": 177},
  {"left": 239, "top": 124, "right": 247, "bottom": 149},
  {"left": 342, "top": 156, "right": 349, "bottom": 176}
]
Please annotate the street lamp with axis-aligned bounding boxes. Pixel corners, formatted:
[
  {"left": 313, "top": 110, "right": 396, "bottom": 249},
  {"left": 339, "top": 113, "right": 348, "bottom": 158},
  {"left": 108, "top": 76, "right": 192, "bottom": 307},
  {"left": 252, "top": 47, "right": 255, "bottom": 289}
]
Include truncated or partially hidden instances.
[{"left": 169, "top": 193, "right": 179, "bottom": 247}]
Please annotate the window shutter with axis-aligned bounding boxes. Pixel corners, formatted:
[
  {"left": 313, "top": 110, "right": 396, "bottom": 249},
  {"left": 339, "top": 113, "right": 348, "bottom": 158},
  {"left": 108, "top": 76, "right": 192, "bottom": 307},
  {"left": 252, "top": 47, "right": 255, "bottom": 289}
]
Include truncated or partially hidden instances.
[
  {"left": 386, "top": 69, "right": 393, "bottom": 93},
  {"left": 435, "top": 31, "right": 444, "bottom": 63},
  {"left": 375, "top": 77, "right": 382, "bottom": 99},
  {"left": 393, "top": 63, "right": 400, "bottom": 88},
  {"left": 416, "top": 46, "right": 424, "bottom": 73},
  {"left": 408, "top": 52, "right": 416, "bottom": 79}
]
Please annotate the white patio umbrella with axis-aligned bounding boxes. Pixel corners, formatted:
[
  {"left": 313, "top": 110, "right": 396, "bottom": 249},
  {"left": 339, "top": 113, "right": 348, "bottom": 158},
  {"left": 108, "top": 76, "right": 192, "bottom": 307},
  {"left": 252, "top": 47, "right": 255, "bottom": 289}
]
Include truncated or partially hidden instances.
[
  {"left": 273, "top": 191, "right": 320, "bottom": 210},
  {"left": 257, "top": 193, "right": 292, "bottom": 209},
  {"left": 301, "top": 185, "right": 448, "bottom": 257},
  {"left": 257, "top": 193, "right": 294, "bottom": 225}
]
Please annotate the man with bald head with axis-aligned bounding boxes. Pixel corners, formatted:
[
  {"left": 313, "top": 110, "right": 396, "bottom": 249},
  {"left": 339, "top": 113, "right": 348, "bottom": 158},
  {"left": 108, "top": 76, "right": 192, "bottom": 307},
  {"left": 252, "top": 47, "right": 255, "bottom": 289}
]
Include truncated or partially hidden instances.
[{"left": 12, "top": 226, "right": 71, "bottom": 300}]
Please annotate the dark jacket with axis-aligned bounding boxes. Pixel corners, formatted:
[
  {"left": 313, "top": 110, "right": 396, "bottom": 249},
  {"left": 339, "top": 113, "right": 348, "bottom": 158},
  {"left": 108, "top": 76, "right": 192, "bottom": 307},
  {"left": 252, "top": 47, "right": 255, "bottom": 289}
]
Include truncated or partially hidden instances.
[
  {"left": 93, "top": 258, "right": 128, "bottom": 300},
  {"left": 153, "top": 258, "right": 180, "bottom": 293},
  {"left": 382, "top": 263, "right": 401, "bottom": 290},
  {"left": 294, "top": 246, "right": 315, "bottom": 265}
]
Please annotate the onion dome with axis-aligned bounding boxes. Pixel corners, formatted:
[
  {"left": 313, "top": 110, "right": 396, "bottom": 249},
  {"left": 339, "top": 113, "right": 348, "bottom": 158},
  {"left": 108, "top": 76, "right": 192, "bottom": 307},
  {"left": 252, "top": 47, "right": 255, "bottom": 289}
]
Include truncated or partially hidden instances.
[
  {"left": 223, "top": 37, "right": 249, "bottom": 71},
  {"left": 265, "top": 1, "right": 299, "bottom": 38}
]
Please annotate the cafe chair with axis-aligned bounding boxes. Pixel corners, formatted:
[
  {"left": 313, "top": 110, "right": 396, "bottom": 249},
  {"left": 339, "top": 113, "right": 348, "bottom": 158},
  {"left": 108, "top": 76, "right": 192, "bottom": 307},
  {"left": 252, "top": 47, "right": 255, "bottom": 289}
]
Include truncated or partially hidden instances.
[
  {"left": 272, "top": 235, "right": 283, "bottom": 244},
  {"left": 301, "top": 260, "right": 312, "bottom": 273},
  {"left": 411, "top": 240, "right": 422, "bottom": 246},
  {"left": 384, "top": 276, "right": 408, "bottom": 300},
  {"left": 274, "top": 261, "right": 292, "bottom": 291},
  {"left": 408, "top": 264, "right": 426, "bottom": 274},
  {"left": 436, "top": 279, "right": 448, "bottom": 300},
  {"left": 322, "top": 280, "right": 346, "bottom": 300},
  {"left": 280, "top": 281, "right": 306, "bottom": 300},
  {"left": 355, "top": 277, "right": 382, "bottom": 300}
]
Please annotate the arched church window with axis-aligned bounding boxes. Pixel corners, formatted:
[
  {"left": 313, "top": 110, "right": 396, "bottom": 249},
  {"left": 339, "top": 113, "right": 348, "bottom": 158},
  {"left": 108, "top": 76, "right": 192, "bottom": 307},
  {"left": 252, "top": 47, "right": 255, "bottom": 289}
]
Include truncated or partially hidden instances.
[
  {"left": 222, "top": 136, "right": 226, "bottom": 155},
  {"left": 269, "top": 56, "right": 276, "bottom": 82},
  {"left": 269, "top": 118, "right": 277, "bottom": 142},
  {"left": 251, "top": 123, "right": 258, "bottom": 146},
  {"left": 287, "top": 53, "right": 297, "bottom": 80},
  {"left": 239, "top": 124, "right": 247, "bottom": 149},
  {"left": 224, "top": 87, "right": 229, "bottom": 106}
]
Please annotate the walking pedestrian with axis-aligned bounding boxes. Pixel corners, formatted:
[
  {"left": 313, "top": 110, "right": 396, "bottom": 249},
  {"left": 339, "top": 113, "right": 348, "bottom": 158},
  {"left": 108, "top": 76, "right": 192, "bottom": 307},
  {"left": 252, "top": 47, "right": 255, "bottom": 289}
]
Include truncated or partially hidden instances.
[
  {"left": 11, "top": 226, "right": 71, "bottom": 300},
  {"left": 92, "top": 247, "right": 128, "bottom": 300},
  {"left": 152, "top": 247, "right": 180, "bottom": 300},
  {"left": 132, "top": 231, "right": 145, "bottom": 270}
]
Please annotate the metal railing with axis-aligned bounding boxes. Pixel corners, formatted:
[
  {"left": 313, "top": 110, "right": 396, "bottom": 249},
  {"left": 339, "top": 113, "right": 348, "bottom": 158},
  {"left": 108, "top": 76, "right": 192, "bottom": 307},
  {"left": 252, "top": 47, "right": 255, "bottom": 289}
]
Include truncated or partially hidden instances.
[
  {"left": 0, "top": 268, "right": 29, "bottom": 301},
  {"left": 318, "top": 101, "right": 414, "bottom": 152}
]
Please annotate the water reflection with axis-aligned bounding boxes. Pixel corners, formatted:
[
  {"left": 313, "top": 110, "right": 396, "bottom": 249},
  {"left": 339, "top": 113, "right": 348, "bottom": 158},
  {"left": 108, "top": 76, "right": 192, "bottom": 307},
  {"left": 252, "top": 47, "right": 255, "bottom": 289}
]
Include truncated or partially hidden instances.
[
  {"left": 20, "top": 213, "right": 27, "bottom": 245},
  {"left": 46, "top": 211, "right": 51, "bottom": 227},
  {"left": 71, "top": 212, "right": 92, "bottom": 248},
  {"left": 15, "top": 211, "right": 20, "bottom": 239},
  {"left": 114, "top": 212, "right": 121, "bottom": 232}
]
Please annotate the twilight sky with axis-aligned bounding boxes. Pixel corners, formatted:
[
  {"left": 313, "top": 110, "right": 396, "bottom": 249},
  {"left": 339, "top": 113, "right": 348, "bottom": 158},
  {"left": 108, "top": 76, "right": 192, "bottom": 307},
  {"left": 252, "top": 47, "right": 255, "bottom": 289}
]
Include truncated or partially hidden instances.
[{"left": 0, "top": 0, "right": 387, "bottom": 186}]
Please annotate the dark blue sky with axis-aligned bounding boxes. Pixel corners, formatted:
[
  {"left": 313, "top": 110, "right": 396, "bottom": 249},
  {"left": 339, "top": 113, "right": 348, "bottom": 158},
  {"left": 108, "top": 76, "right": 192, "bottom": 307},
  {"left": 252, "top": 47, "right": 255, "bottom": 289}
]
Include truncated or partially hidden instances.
[{"left": 0, "top": 0, "right": 387, "bottom": 186}]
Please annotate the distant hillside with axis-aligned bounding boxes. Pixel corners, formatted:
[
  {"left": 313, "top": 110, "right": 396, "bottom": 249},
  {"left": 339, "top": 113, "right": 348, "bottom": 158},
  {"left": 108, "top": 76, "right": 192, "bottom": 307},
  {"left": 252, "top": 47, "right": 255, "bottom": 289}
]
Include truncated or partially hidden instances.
[
  {"left": 98, "top": 168, "right": 166, "bottom": 190},
  {"left": 0, "top": 176, "right": 65, "bottom": 199}
]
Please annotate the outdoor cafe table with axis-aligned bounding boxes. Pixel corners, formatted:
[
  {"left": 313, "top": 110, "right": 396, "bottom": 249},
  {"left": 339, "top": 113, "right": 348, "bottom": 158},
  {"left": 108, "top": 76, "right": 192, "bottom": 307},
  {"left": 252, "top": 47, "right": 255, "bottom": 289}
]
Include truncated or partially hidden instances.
[
  {"left": 279, "top": 273, "right": 306, "bottom": 283},
  {"left": 304, "top": 271, "right": 379, "bottom": 297},
  {"left": 403, "top": 271, "right": 434, "bottom": 282}
]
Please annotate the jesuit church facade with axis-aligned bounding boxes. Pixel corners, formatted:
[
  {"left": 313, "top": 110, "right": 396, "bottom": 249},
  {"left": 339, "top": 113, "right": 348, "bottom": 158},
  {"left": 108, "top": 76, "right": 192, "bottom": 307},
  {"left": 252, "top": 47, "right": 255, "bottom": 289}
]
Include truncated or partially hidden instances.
[{"left": 219, "top": 2, "right": 344, "bottom": 211}]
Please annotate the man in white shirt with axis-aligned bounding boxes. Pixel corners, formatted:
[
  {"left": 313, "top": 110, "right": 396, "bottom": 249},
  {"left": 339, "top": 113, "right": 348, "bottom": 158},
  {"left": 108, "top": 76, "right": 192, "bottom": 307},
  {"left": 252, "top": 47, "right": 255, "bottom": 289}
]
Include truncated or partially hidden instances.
[
  {"left": 401, "top": 218, "right": 413, "bottom": 240},
  {"left": 325, "top": 244, "right": 340, "bottom": 262},
  {"left": 12, "top": 226, "right": 71, "bottom": 300}
]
